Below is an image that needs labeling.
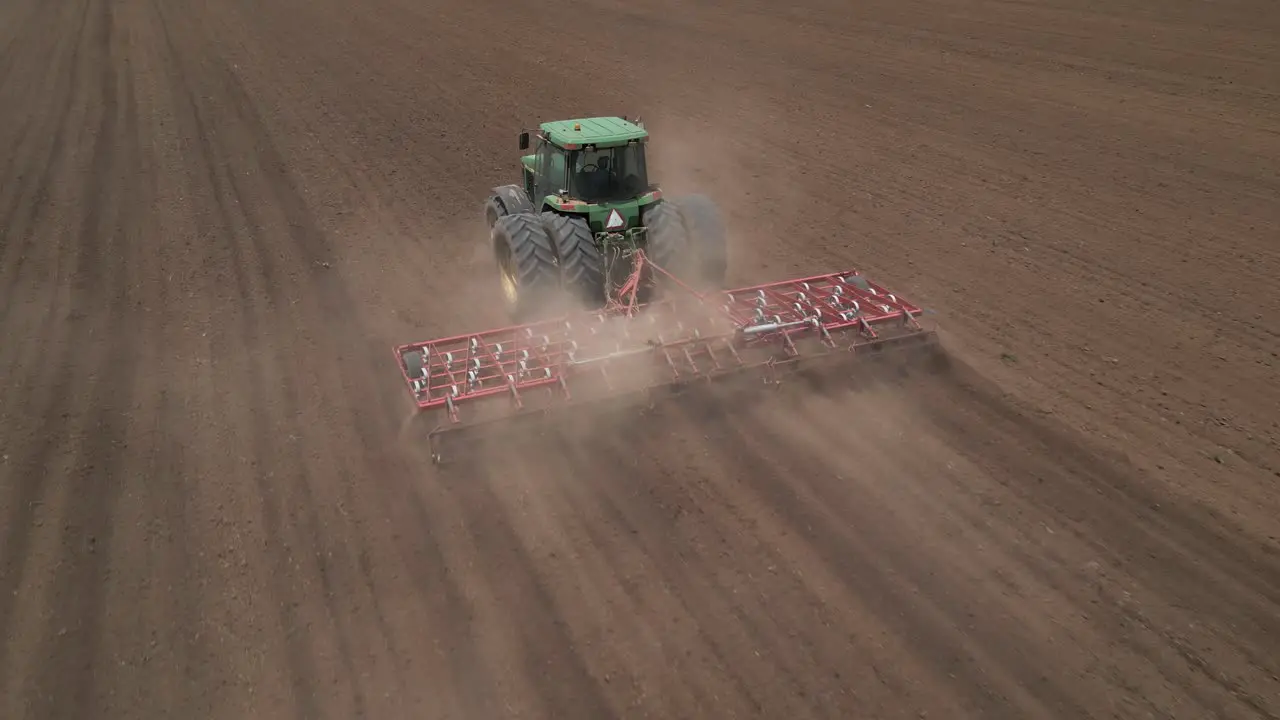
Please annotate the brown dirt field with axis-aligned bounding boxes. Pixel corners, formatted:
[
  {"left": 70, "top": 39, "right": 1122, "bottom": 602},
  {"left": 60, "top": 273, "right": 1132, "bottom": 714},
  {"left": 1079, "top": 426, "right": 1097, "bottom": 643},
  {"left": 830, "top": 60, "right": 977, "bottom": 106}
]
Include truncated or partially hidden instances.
[{"left": 2, "top": 0, "right": 1279, "bottom": 717}]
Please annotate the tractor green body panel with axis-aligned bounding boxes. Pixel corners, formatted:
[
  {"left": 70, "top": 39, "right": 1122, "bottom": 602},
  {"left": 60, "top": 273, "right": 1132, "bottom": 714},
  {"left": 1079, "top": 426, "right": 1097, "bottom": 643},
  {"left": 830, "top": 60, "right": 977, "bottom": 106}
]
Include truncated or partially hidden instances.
[
  {"left": 539, "top": 192, "right": 663, "bottom": 236},
  {"left": 540, "top": 117, "right": 648, "bottom": 149}
]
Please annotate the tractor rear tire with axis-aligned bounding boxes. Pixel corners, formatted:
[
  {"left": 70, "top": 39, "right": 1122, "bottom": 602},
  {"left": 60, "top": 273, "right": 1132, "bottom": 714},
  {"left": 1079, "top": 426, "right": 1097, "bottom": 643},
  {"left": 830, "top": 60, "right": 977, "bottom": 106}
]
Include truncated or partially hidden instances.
[
  {"left": 491, "top": 212, "right": 561, "bottom": 321},
  {"left": 673, "top": 194, "right": 728, "bottom": 288},
  {"left": 484, "top": 197, "right": 507, "bottom": 229},
  {"left": 542, "top": 212, "right": 605, "bottom": 307},
  {"left": 642, "top": 200, "right": 689, "bottom": 278}
]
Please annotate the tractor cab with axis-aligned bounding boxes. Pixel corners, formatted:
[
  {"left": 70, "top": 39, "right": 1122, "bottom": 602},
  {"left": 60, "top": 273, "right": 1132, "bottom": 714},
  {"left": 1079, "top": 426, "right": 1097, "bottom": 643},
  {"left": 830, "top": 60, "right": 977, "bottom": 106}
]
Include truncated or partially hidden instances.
[{"left": 519, "top": 117, "right": 652, "bottom": 206}]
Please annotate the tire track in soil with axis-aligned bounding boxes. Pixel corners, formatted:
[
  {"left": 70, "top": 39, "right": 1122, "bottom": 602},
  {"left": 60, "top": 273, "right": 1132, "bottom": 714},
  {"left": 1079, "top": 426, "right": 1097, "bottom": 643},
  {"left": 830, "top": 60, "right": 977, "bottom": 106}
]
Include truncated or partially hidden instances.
[
  {"left": 758, "top": 373, "right": 1276, "bottom": 717},
  {"left": 461, "top": 406, "right": 865, "bottom": 713},
  {"left": 932, "top": 358, "right": 1280, "bottom": 613},
  {"left": 467, "top": 356, "right": 1278, "bottom": 718},
  {"left": 727, "top": 407, "right": 1195, "bottom": 714},
  {"left": 452, "top": 473, "right": 618, "bottom": 717},
  {"left": 916, "top": 362, "right": 1280, "bottom": 715},
  {"left": 902, "top": 417, "right": 1270, "bottom": 713},
  {"left": 194, "top": 51, "right": 384, "bottom": 720},
  {"left": 24, "top": 1, "right": 145, "bottom": 715},
  {"left": 0, "top": 0, "right": 89, "bottom": 329},
  {"left": 387, "top": 475, "right": 497, "bottom": 717},
  {"left": 0, "top": 2, "right": 40, "bottom": 74},
  {"left": 400, "top": 421, "right": 623, "bottom": 716},
  {"left": 595, "top": 443, "right": 833, "bottom": 711},
  {"left": 154, "top": 3, "right": 438, "bottom": 711},
  {"left": 192, "top": 17, "right": 503, "bottom": 711},
  {"left": 150, "top": 5, "right": 328, "bottom": 714},
  {"left": 0, "top": 0, "right": 99, "bottom": 685},
  {"left": 458, "top": 395, "right": 1050, "bottom": 716},
  {"left": 790, "top": 361, "right": 1276, "bottom": 716},
  {"left": 543, "top": 439, "right": 815, "bottom": 716},
  {"left": 716, "top": 417, "right": 1085, "bottom": 716},
  {"left": 481, "top": 442, "right": 733, "bottom": 715},
  {"left": 135, "top": 382, "right": 203, "bottom": 714}
]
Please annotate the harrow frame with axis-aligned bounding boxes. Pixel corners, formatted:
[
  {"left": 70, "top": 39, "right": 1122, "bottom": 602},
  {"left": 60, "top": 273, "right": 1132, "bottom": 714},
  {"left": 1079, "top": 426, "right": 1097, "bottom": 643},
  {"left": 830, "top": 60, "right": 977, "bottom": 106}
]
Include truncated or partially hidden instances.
[{"left": 394, "top": 251, "right": 938, "bottom": 463}]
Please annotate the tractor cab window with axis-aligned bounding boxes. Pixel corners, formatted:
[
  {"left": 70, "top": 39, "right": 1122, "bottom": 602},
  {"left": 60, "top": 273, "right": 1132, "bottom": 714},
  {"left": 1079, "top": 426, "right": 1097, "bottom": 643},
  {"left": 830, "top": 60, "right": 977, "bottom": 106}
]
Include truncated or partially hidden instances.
[
  {"left": 534, "top": 140, "right": 567, "bottom": 200},
  {"left": 568, "top": 142, "right": 648, "bottom": 202}
]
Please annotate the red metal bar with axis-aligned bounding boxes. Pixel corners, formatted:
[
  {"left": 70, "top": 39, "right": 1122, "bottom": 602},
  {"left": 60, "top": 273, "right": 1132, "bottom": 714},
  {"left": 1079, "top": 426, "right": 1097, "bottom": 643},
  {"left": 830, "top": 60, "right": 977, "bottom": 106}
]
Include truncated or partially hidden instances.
[{"left": 394, "top": 252, "right": 929, "bottom": 423}]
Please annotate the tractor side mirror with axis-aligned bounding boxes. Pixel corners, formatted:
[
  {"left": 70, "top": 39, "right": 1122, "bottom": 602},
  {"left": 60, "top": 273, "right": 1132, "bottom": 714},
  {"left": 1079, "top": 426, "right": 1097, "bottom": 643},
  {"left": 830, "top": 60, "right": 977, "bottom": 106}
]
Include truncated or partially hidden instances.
[{"left": 518, "top": 131, "right": 530, "bottom": 150}]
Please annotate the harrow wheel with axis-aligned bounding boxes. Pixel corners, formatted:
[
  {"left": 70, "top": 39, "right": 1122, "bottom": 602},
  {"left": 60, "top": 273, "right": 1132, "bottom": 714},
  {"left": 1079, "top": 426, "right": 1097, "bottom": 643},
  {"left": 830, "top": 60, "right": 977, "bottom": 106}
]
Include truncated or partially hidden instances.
[
  {"left": 542, "top": 211, "right": 605, "bottom": 307},
  {"left": 491, "top": 211, "right": 561, "bottom": 321}
]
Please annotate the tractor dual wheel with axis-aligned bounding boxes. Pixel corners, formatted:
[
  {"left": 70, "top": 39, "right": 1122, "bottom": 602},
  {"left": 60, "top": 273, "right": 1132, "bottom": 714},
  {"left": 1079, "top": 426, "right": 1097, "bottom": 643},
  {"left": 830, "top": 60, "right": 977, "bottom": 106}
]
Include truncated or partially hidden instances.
[
  {"left": 642, "top": 200, "right": 686, "bottom": 274},
  {"left": 642, "top": 196, "right": 729, "bottom": 290},
  {"left": 491, "top": 212, "right": 562, "bottom": 320},
  {"left": 490, "top": 211, "right": 607, "bottom": 320},
  {"left": 673, "top": 194, "right": 728, "bottom": 287},
  {"left": 542, "top": 212, "right": 605, "bottom": 306}
]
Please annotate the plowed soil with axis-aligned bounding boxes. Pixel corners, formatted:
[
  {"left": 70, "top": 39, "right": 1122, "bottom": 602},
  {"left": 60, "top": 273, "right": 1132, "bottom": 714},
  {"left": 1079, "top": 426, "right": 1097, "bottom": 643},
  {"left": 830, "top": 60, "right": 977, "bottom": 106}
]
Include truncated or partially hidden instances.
[{"left": 2, "top": 0, "right": 1278, "bottom": 717}]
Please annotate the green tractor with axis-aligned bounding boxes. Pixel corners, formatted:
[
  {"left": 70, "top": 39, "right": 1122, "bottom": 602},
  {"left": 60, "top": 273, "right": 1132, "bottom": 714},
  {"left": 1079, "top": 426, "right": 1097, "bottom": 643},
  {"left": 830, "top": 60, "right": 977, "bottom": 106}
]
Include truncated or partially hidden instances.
[{"left": 483, "top": 116, "right": 728, "bottom": 320}]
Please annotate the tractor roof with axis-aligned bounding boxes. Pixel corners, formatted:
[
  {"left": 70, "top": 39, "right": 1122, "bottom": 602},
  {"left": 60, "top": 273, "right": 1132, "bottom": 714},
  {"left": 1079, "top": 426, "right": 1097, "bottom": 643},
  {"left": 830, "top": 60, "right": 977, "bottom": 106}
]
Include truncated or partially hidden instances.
[{"left": 539, "top": 117, "right": 648, "bottom": 148}]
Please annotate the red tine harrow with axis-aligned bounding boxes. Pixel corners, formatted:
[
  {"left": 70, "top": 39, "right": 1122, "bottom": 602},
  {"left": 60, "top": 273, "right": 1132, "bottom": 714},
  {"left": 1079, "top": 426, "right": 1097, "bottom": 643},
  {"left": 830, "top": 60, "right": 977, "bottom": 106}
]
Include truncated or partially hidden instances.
[{"left": 394, "top": 251, "right": 937, "bottom": 463}]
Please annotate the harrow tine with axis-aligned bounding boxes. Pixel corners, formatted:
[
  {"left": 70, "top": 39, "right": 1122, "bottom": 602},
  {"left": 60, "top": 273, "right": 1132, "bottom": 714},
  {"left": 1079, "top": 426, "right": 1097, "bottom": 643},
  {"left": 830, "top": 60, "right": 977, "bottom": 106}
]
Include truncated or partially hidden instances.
[{"left": 397, "top": 250, "right": 939, "bottom": 466}]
